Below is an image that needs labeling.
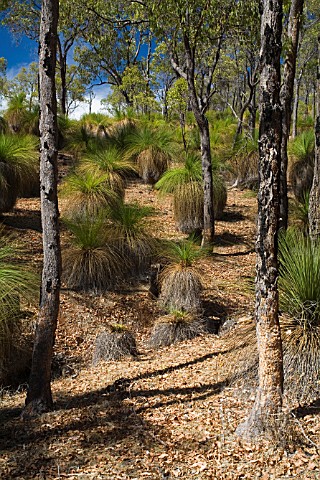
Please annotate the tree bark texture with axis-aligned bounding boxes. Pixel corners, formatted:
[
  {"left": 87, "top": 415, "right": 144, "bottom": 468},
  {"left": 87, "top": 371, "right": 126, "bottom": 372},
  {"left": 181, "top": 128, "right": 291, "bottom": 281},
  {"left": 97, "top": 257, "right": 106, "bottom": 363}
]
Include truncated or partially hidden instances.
[
  {"left": 24, "top": 0, "right": 61, "bottom": 417},
  {"left": 237, "top": 0, "right": 284, "bottom": 440},
  {"left": 309, "top": 35, "right": 320, "bottom": 241},
  {"left": 279, "top": 0, "right": 304, "bottom": 230}
]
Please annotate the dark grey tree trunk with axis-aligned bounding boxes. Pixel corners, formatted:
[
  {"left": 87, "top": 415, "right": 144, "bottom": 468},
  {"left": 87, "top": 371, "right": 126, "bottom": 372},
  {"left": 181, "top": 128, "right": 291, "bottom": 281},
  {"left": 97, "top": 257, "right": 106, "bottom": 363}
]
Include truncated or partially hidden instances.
[
  {"left": 309, "top": 35, "right": 320, "bottom": 241},
  {"left": 183, "top": 36, "right": 215, "bottom": 246},
  {"left": 279, "top": 0, "right": 304, "bottom": 230},
  {"left": 57, "top": 38, "right": 67, "bottom": 116},
  {"left": 23, "top": 0, "right": 61, "bottom": 417},
  {"left": 237, "top": 0, "right": 284, "bottom": 440}
]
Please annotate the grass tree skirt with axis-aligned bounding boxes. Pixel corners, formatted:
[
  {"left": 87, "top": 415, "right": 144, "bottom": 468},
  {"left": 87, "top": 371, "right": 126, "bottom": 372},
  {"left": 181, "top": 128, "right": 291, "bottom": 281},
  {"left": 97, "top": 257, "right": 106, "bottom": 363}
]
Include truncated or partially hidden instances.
[
  {"left": 92, "top": 328, "right": 138, "bottom": 364},
  {"left": 159, "top": 268, "right": 202, "bottom": 312},
  {"left": 149, "top": 311, "right": 205, "bottom": 348}
]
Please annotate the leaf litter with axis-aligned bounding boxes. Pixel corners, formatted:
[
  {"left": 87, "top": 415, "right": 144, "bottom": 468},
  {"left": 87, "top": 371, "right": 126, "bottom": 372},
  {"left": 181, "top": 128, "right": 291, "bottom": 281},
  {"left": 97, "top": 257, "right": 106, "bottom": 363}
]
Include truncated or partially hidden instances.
[{"left": 0, "top": 181, "right": 319, "bottom": 479}]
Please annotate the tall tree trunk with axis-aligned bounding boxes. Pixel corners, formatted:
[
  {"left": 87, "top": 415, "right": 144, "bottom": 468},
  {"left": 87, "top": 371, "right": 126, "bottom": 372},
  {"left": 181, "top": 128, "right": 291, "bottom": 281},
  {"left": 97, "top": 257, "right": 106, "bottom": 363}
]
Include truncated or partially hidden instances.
[
  {"left": 279, "top": 0, "right": 304, "bottom": 230},
  {"left": 309, "top": 35, "right": 320, "bottom": 241},
  {"left": 183, "top": 38, "right": 215, "bottom": 246},
  {"left": 236, "top": 0, "right": 284, "bottom": 440},
  {"left": 198, "top": 116, "right": 215, "bottom": 245},
  {"left": 23, "top": 0, "right": 61, "bottom": 418},
  {"left": 57, "top": 39, "right": 67, "bottom": 116},
  {"left": 292, "top": 72, "right": 302, "bottom": 138}
]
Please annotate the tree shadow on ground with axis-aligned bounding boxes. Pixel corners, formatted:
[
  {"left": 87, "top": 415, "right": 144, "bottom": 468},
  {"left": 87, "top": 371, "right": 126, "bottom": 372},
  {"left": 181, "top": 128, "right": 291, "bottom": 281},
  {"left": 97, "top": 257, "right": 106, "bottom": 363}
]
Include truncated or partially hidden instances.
[
  {"left": 2, "top": 208, "right": 42, "bottom": 232},
  {"left": 220, "top": 210, "right": 246, "bottom": 223},
  {"left": 213, "top": 231, "right": 252, "bottom": 248},
  {"left": 293, "top": 398, "right": 320, "bottom": 418}
]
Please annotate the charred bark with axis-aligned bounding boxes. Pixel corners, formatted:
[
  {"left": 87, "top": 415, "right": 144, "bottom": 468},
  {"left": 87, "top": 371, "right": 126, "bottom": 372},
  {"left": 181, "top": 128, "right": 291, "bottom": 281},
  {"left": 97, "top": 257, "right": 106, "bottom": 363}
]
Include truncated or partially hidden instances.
[
  {"left": 236, "top": 0, "right": 284, "bottom": 439},
  {"left": 23, "top": 0, "right": 61, "bottom": 418}
]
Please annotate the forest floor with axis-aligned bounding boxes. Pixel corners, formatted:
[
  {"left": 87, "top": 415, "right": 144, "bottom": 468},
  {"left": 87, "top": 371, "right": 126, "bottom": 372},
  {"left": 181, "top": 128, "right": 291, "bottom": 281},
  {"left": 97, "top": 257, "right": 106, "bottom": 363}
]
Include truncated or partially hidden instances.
[{"left": 1, "top": 179, "right": 320, "bottom": 480}]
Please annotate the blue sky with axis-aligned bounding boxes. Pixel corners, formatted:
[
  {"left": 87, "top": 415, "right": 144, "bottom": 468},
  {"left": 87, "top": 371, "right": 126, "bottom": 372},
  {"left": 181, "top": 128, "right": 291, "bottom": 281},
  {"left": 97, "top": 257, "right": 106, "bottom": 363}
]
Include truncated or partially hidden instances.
[
  {"left": 0, "top": 26, "right": 108, "bottom": 118},
  {"left": 1, "top": 26, "right": 38, "bottom": 78}
]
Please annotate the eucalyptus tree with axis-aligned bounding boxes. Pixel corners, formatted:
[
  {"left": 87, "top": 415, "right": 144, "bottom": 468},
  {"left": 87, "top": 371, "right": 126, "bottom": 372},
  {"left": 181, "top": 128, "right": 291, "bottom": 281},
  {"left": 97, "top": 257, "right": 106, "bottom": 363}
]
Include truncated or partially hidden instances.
[
  {"left": 23, "top": 0, "right": 61, "bottom": 417},
  {"left": 6, "top": 62, "right": 39, "bottom": 111},
  {"left": 138, "top": 0, "right": 241, "bottom": 245},
  {"left": 73, "top": 0, "right": 154, "bottom": 110},
  {"left": 2, "top": 0, "right": 87, "bottom": 115},
  {"left": 237, "top": 0, "right": 284, "bottom": 439},
  {"left": 216, "top": 1, "right": 260, "bottom": 141}
]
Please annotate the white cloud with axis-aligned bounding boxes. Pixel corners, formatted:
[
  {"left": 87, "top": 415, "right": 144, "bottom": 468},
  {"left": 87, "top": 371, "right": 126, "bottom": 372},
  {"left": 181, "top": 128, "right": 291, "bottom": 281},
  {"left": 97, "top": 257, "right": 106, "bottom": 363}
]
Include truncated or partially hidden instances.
[{"left": 69, "top": 85, "right": 110, "bottom": 120}]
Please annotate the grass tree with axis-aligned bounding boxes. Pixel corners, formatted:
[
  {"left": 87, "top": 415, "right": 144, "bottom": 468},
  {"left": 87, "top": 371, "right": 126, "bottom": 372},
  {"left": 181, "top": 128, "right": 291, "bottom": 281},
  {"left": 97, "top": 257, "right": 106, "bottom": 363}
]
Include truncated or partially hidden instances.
[
  {"left": 4, "top": 93, "right": 29, "bottom": 133},
  {"left": 289, "top": 130, "right": 315, "bottom": 202},
  {"left": 106, "top": 200, "right": 157, "bottom": 276},
  {"left": 125, "top": 124, "right": 178, "bottom": 184},
  {"left": 155, "top": 153, "right": 227, "bottom": 234},
  {"left": 149, "top": 310, "right": 204, "bottom": 348},
  {"left": 59, "top": 169, "right": 118, "bottom": 217},
  {"left": 279, "top": 228, "right": 320, "bottom": 403},
  {"left": 158, "top": 239, "right": 204, "bottom": 312},
  {"left": 62, "top": 213, "right": 122, "bottom": 292},
  {"left": 80, "top": 144, "right": 136, "bottom": 198},
  {"left": 0, "top": 133, "right": 39, "bottom": 214},
  {"left": 0, "top": 231, "right": 38, "bottom": 385}
]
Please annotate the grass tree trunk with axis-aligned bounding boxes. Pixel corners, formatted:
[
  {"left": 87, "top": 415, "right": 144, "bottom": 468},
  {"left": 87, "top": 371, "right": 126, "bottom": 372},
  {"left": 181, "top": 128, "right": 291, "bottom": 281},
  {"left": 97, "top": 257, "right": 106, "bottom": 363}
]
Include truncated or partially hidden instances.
[
  {"left": 23, "top": 0, "right": 61, "bottom": 417},
  {"left": 309, "top": 35, "right": 320, "bottom": 241},
  {"left": 236, "top": 0, "right": 284, "bottom": 440},
  {"left": 279, "top": 0, "right": 304, "bottom": 230}
]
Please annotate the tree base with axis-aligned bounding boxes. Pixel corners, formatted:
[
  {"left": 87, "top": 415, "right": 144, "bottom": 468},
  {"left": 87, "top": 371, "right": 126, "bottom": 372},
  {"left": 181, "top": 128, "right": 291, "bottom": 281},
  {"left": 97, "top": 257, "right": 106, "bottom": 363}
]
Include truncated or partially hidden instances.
[{"left": 21, "top": 397, "right": 53, "bottom": 420}]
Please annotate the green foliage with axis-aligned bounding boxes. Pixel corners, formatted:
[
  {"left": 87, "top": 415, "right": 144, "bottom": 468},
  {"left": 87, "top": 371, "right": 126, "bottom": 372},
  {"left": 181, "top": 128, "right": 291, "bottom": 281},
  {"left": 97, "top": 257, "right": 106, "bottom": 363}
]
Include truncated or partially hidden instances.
[
  {"left": 229, "top": 131, "right": 259, "bottom": 184},
  {"left": 81, "top": 145, "right": 136, "bottom": 197},
  {"left": 0, "top": 133, "right": 39, "bottom": 213},
  {"left": 160, "top": 238, "right": 206, "bottom": 268},
  {"left": 167, "top": 78, "right": 189, "bottom": 117},
  {"left": 62, "top": 213, "right": 122, "bottom": 292},
  {"left": 290, "top": 192, "right": 310, "bottom": 233},
  {"left": 0, "top": 230, "right": 38, "bottom": 380},
  {"left": 156, "top": 152, "right": 227, "bottom": 232},
  {"left": 289, "top": 130, "right": 315, "bottom": 163},
  {"left": 279, "top": 228, "right": 320, "bottom": 402},
  {"left": 62, "top": 200, "right": 156, "bottom": 291},
  {"left": 59, "top": 169, "right": 118, "bottom": 217},
  {"left": 125, "top": 124, "right": 178, "bottom": 183},
  {"left": 106, "top": 200, "right": 157, "bottom": 273}
]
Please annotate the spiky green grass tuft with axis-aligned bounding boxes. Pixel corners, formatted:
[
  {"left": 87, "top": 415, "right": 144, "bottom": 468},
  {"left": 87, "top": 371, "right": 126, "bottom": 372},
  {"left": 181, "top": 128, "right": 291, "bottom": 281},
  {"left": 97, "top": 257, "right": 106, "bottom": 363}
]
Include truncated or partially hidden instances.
[{"left": 279, "top": 228, "right": 320, "bottom": 402}]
